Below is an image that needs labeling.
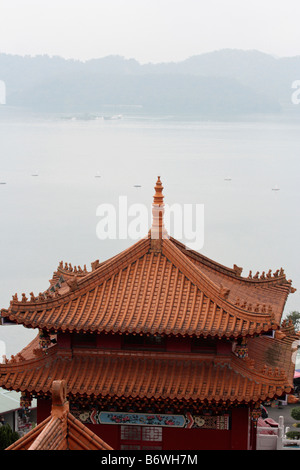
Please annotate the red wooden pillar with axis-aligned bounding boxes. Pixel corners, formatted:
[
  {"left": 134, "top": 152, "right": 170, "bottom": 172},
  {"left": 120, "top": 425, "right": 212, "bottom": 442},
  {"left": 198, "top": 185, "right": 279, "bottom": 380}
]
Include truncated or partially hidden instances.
[
  {"left": 230, "top": 407, "right": 250, "bottom": 449},
  {"left": 36, "top": 398, "right": 51, "bottom": 424}
]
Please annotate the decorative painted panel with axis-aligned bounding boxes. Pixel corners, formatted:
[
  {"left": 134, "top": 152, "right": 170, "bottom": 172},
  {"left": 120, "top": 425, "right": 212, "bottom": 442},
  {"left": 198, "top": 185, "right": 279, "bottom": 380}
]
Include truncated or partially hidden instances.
[{"left": 70, "top": 408, "right": 230, "bottom": 430}]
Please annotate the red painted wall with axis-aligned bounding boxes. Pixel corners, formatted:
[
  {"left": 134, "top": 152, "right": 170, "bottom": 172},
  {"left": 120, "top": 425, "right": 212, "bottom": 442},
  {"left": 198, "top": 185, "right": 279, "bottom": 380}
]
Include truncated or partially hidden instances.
[
  {"left": 217, "top": 339, "right": 232, "bottom": 355},
  {"left": 163, "top": 408, "right": 249, "bottom": 450},
  {"left": 55, "top": 331, "right": 233, "bottom": 355},
  {"left": 87, "top": 414, "right": 249, "bottom": 450},
  {"left": 87, "top": 408, "right": 250, "bottom": 450},
  {"left": 163, "top": 428, "right": 231, "bottom": 450},
  {"left": 37, "top": 398, "right": 250, "bottom": 450},
  {"left": 56, "top": 332, "right": 71, "bottom": 349},
  {"left": 87, "top": 423, "right": 119, "bottom": 449},
  {"left": 87, "top": 423, "right": 232, "bottom": 450},
  {"left": 97, "top": 333, "right": 122, "bottom": 349},
  {"left": 230, "top": 407, "right": 249, "bottom": 449},
  {"left": 166, "top": 336, "right": 191, "bottom": 352}
]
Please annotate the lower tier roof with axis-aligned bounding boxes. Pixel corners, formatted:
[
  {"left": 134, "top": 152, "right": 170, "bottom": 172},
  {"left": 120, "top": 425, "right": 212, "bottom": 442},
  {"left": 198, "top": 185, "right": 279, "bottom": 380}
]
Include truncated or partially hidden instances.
[{"left": 0, "top": 342, "right": 293, "bottom": 404}]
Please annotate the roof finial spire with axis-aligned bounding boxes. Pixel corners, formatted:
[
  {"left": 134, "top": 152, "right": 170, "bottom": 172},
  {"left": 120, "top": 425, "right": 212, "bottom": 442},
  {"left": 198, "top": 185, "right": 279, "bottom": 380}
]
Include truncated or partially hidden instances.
[
  {"left": 153, "top": 176, "right": 164, "bottom": 206},
  {"left": 150, "top": 176, "right": 168, "bottom": 249}
]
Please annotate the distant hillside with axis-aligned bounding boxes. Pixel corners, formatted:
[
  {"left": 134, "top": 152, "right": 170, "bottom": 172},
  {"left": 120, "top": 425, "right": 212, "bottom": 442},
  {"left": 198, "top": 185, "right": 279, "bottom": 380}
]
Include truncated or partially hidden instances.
[{"left": 0, "top": 50, "right": 300, "bottom": 116}]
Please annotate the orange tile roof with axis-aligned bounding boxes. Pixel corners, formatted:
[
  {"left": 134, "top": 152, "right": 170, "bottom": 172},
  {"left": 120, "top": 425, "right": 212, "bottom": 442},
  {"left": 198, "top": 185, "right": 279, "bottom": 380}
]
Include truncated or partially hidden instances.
[
  {"left": 0, "top": 336, "right": 293, "bottom": 404},
  {"left": 1, "top": 177, "right": 294, "bottom": 339},
  {"left": 2, "top": 235, "right": 292, "bottom": 339},
  {"left": 6, "top": 380, "right": 112, "bottom": 450}
]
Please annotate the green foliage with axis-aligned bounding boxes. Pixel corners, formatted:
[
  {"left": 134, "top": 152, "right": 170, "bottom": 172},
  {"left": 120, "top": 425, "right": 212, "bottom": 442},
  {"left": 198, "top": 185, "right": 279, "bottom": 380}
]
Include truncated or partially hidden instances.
[
  {"left": 285, "top": 311, "right": 300, "bottom": 331},
  {"left": 0, "top": 424, "right": 20, "bottom": 450},
  {"left": 288, "top": 407, "right": 300, "bottom": 441},
  {"left": 286, "top": 430, "right": 300, "bottom": 440},
  {"left": 291, "top": 407, "right": 300, "bottom": 421}
]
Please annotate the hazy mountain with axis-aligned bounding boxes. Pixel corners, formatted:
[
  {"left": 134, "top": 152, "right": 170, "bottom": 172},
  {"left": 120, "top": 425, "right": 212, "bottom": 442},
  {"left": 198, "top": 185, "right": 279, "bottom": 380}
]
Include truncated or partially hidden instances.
[{"left": 0, "top": 50, "right": 299, "bottom": 116}]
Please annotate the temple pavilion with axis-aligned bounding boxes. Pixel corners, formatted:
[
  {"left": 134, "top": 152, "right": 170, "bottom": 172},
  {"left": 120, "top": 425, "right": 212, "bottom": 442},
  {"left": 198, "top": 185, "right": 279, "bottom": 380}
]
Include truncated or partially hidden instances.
[{"left": 0, "top": 177, "right": 297, "bottom": 450}]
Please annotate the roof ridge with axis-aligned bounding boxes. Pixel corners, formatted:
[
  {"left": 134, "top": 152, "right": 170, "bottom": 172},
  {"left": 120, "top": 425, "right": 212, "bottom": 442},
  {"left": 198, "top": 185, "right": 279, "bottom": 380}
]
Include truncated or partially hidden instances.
[
  {"left": 163, "top": 237, "right": 221, "bottom": 293},
  {"left": 170, "top": 236, "right": 293, "bottom": 288},
  {"left": 162, "top": 238, "right": 279, "bottom": 327},
  {"left": 169, "top": 236, "right": 239, "bottom": 276},
  {"left": 28, "top": 415, "right": 64, "bottom": 450},
  {"left": 67, "top": 413, "right": 112, "bottom": 450},
  {"left": 6, "top": 237, "right": 151, "bottom": 313}
]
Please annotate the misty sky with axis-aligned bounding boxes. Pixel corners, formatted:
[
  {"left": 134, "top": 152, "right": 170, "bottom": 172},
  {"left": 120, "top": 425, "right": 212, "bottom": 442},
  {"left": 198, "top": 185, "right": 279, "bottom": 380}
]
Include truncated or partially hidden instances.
[{"left": 1, "top": 0, "right": 300, "bottom": 63}]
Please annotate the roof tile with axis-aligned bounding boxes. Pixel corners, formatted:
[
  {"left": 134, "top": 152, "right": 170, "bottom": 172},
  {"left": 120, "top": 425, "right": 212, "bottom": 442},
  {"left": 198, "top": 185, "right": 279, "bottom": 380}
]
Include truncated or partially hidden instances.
[
  {"left": 0, "top": 343, "right": 293, "bottom": 403},
  {"left": 3, "top": 236, "right": 290, "bottom": 338}
]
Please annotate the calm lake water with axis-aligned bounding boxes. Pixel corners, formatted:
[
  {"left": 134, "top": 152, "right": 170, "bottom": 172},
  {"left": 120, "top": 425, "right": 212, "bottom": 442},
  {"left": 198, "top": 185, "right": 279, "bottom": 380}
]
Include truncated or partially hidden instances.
[{"left": 0, "top": 109, "right": 300, "bottom": 358}]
